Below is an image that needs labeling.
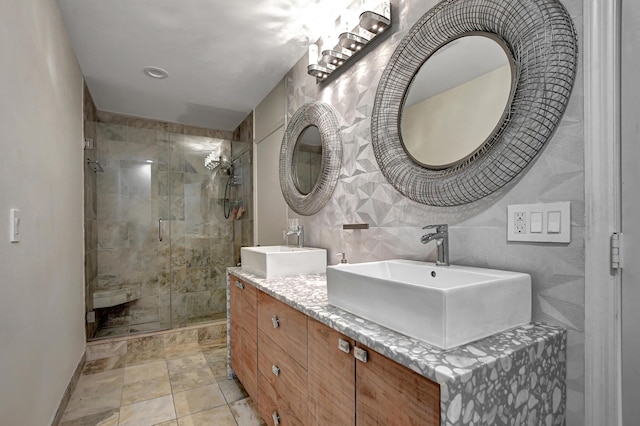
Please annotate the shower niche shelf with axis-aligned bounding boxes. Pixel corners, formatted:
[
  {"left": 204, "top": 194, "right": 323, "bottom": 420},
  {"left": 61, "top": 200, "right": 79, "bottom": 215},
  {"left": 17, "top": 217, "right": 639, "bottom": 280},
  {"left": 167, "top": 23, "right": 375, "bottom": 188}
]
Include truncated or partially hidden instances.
[{"left": 93, "top": 285, "right": 141, "bottom": 309}]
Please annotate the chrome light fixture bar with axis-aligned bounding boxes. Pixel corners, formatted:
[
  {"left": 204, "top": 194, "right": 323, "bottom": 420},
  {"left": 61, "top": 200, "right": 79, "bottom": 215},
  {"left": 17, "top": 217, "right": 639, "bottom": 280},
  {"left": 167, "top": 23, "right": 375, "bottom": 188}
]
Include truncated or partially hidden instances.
[{"left": 307, "top": 0, "right": 391, "bottom": 83}]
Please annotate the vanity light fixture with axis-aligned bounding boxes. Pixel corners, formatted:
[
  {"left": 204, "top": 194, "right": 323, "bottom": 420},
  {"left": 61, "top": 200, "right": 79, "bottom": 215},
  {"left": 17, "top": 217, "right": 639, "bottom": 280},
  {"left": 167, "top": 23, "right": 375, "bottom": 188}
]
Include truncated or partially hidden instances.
[
  {"left": 307, "top": 0, "right": 391, "bottom": 83},
  {"left": 143, "top": 66, "right": 169, "bottom": 79}
]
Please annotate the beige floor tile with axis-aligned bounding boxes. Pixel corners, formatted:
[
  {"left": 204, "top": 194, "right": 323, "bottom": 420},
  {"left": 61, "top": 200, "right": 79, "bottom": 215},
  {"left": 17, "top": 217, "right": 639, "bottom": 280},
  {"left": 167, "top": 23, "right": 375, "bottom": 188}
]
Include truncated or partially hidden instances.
[
  {"left": 164, "top": 342, "right": 202, "bottom": 359},
  {"left": 61, "top": 369, "right": 124, "bottom": 422},
  {"left": 177, "top": 405, "right": 237, "bottom": 426},
  {"left": 122, "top": 374, "right": 172, "bottom": 405},
  {"left": 125, "top": 349, "right": 166, "bottom": 366},
  {"left": 82, "top": 355, "right": 126, "bottom": 375},
  {"left": 59, "top": 408, "right": 119, "bottom": 426},
  {"left": 169, "top": 367, "right": 216, "bottom": 393},
  {"left": 173, "top": 383, "right": 227, "bottom": 418},
  {"left": 154, "top": 421, "right": 178, "bottom": 426},
  {"left": 167, "top": 353, "right": 208, "bottom": 375},
  {"left": 119, "top": 394, "right": 176, "bottom": 426},
  {"left": 217, "top": 377, "right": 249, "bottom": 404},
  {"left": 203, "top": 348, "right": 228, "bottom": 379},
  {"left": 229, "top": 398, "right": 265, "bottom": 426},
  {"left": 124, "top": 360, "right": 168, "bottom": 384}
]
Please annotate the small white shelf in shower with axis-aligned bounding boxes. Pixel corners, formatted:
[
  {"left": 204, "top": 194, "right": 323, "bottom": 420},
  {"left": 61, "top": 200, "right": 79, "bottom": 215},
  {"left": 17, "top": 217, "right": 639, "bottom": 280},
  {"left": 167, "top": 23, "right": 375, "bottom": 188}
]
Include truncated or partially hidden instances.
[{"left": 93, "top": 285, "right": 141, "bottom": 309}]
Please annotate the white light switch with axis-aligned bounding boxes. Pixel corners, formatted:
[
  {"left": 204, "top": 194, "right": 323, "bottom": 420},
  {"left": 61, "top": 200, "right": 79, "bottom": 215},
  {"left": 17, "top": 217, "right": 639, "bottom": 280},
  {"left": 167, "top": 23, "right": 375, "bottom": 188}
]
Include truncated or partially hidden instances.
[
  {"left": 547, "top": 211, "right": 561, "bottom": 233},
  {"left": 530, "top": 212, "right": 543, "bottom": 233},
  {"left": 10, "top": 209, "right": 20, "bottom": 243}
]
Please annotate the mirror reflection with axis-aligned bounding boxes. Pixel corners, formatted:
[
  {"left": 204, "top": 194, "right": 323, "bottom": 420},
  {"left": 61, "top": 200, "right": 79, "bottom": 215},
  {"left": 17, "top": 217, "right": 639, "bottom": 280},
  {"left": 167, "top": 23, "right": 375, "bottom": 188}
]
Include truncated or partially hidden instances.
[
  {"left": 293, "top": 125, "right": 323, "bottom": 195},
  {"left": 401, "top": 34, "right": 513, "bottom": 169}
]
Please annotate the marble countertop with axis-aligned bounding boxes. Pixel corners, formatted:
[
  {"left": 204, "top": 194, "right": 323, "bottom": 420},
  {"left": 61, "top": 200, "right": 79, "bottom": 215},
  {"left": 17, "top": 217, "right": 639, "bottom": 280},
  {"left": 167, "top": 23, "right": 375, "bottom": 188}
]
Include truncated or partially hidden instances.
[{"left": 227, "top": 267, "right": 567, "bottom": 425}]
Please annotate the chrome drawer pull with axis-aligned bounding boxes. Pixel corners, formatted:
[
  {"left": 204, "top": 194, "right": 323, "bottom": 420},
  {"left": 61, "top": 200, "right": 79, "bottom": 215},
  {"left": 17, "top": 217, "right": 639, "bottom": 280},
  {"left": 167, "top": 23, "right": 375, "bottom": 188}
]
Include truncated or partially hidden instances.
[
  {"left": 272, "top": 315, "right": 279, "bottom": 328},
  {"left": 354, "top": 347, "right": 368, "bottom": 363},
  {"left": 272, "top": 411, "right": 280, "bottom": 425},
  {"left": 338, "top": 338, "right": 351, "bottom": 354},
  {"left": 272, "top": 365, "right": 280, "bottom": 376},
  {"left": 235, "top": 281, "right": 244, "bottom": 289}
]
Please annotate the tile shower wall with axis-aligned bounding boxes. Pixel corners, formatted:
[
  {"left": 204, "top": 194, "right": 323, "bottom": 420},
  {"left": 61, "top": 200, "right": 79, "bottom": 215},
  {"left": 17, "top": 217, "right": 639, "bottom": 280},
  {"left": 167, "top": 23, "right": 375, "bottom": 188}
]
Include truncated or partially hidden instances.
[
  {"left": 284, "top": 0, "right": 584, "bottom": 424},
  {"left": 92, "top": 112, "right": 252, "bottom": 338}
]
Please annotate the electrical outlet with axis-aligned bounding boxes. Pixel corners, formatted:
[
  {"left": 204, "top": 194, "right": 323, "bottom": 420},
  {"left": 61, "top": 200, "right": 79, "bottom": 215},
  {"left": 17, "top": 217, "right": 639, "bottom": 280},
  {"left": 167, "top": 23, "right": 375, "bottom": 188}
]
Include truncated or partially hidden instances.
[
  {"left": 507, "top": 202, "right": 571, "bottom": 243},
  {"left": 514, "top": 212, "right": 526, "bottom": 234}
]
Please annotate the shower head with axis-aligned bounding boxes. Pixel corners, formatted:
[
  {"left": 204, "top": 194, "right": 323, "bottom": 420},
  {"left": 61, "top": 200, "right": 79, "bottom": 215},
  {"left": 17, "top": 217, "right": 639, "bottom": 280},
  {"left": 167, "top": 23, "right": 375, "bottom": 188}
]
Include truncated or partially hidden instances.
[{"left": 205, "top": 152, "right": 231, "bottom": 173}]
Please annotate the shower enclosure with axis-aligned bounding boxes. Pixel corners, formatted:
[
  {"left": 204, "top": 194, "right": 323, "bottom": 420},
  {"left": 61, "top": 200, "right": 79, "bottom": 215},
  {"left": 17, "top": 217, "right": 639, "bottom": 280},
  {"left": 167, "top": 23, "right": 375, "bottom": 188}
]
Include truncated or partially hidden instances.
[{"left": 86, "top": 121, "right": 252, "bottom": 339}]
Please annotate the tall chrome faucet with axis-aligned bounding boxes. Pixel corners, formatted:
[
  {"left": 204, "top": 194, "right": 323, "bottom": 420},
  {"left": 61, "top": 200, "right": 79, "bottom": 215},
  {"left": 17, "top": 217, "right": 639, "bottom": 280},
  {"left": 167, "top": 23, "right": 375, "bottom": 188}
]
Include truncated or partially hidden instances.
[
  {"left": 420, "top": 224, "right": 449, "bottom": 266},
  {"left": 286, "top": 225, "right": 304, "bottom": 248}
]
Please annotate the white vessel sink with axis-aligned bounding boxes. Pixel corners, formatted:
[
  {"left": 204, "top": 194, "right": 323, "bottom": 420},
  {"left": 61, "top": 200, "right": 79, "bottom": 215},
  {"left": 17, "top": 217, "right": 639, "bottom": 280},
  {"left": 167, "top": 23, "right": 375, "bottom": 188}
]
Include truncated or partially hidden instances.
[
  {"left": 241, "top": 246, "right": 327, "bottom": 279},
  {"left": 326, "top": 259, "right": 531, "bottom": 349}
]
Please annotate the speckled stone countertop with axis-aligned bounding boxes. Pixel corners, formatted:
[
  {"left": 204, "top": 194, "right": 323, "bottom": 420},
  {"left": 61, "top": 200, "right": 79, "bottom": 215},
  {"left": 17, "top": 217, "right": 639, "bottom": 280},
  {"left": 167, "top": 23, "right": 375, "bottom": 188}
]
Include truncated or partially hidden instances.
[{"left": 227, "top": 268, "right": 566, "bottom": 426}]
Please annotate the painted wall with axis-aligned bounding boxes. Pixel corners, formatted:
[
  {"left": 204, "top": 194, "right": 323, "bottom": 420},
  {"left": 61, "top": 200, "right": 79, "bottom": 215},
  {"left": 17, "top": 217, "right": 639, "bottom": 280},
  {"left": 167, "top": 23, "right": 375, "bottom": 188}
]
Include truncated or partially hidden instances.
[
  {"left": 284, "top": 0, "right": 584, "bottom": 423},
  {"left": 0, "top": 0, "right": 85, "bottom": 424}
]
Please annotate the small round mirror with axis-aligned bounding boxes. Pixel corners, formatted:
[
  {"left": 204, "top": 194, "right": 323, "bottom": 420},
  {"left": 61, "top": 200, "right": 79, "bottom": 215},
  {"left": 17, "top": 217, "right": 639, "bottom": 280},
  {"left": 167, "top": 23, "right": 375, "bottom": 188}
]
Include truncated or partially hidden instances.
[
  {"left": 401, "top": 34, "right": 514, "bottom": 169},
  {"left": 292, "top": 126, "right": 323, "bottom": 195}
]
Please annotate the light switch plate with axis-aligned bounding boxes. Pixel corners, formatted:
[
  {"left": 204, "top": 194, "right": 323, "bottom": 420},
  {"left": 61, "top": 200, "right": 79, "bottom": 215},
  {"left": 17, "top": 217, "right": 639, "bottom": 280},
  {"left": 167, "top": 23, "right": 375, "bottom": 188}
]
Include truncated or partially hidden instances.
[
  {"left": 10, "top": 208, "right": 20, "bottom": 243},
  {"left": 507, "top": 202, "right": 570, "bottom": 243}
]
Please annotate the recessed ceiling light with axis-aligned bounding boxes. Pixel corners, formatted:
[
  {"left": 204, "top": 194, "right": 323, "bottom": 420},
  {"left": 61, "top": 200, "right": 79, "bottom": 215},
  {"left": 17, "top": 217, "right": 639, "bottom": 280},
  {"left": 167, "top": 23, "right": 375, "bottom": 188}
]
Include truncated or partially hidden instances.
[{"left": 143, "top": 66, "right": 169, "bottom": 79}]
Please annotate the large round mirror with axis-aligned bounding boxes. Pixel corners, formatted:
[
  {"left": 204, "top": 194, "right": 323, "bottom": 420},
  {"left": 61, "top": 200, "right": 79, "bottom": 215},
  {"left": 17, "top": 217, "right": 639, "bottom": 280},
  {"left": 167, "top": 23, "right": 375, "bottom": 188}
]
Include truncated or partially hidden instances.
[
  {"left": 293, "top": 126, "right": 323, "bottom": 195},
  {"left": 371, "top": 0, "right": 578, "bottom": 206},
  {"left": 401, "top": 34, "right": 514, "bottom": 169}
]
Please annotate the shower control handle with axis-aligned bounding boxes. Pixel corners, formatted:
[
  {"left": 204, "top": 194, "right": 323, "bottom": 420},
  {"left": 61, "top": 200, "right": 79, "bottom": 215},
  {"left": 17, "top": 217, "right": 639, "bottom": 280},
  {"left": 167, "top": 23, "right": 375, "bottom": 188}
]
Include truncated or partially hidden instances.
[{"left": 159, "top": 218, "right": 164, "bottom": 242}]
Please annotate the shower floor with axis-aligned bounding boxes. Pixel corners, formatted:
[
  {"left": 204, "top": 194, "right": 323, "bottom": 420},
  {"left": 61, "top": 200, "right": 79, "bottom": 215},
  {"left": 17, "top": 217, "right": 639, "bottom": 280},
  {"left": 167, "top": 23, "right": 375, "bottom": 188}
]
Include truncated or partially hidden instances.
[{"left": 61, "top": 321, "right": 265, "bottom": 425}]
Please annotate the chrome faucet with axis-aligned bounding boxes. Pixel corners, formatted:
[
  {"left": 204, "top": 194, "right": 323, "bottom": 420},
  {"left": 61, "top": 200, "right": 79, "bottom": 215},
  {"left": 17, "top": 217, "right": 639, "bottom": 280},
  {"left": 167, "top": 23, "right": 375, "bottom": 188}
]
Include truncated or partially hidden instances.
[
  {"left": 286, "top": 225, "right": 304, "bottom": 248},
  {"left": 420, "top": 224, "right": 449, "bottom": 266}
]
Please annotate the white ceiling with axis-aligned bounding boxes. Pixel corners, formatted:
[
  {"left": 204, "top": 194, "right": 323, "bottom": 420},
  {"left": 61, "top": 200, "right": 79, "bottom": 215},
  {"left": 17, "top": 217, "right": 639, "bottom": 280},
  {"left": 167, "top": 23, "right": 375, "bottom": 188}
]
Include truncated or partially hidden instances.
[{"left": 56, "top": 0, "right": 350, "bottom": 131}]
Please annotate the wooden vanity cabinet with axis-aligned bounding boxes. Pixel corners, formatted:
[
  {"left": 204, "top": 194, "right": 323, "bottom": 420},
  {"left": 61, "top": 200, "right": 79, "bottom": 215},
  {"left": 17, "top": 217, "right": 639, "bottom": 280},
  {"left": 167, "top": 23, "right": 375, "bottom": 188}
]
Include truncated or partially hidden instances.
[
  {"left": 229, "top": 276, "right": 258, "bottom": 399},
  {"left": 355, "top": 342, "right": 440, "bottom": 426},
  {"left": 230, "top": 277, "right": 440, "bottom": 426}
]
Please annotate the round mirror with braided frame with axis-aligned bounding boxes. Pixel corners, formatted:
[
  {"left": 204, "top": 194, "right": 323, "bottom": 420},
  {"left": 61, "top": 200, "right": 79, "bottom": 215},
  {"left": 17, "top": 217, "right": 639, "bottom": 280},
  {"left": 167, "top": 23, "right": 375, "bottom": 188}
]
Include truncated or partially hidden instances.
[
  {"left": 280, "top": 102, "right": 342, "bottom": 215},
  {"left": 371, "top": 0, "right": 578, "bottom": 206}
]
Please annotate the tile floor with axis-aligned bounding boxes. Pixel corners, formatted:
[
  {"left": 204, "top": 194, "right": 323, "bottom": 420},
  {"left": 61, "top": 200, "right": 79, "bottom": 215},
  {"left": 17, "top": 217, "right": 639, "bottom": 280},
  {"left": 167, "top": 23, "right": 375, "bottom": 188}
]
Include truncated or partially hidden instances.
[{"left": 60, "top": 327, "right": 265, "bottom": 426}]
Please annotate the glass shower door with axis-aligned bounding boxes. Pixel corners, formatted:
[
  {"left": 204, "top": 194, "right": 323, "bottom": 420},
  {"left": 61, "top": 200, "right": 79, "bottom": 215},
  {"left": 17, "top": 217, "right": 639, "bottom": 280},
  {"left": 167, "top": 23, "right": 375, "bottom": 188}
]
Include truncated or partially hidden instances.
[
  {"left": 93, "top": 123, "right": 171, "bottom": 337},
  {"left": 168, "top": 133, "right": 234, "bottom": 327}
]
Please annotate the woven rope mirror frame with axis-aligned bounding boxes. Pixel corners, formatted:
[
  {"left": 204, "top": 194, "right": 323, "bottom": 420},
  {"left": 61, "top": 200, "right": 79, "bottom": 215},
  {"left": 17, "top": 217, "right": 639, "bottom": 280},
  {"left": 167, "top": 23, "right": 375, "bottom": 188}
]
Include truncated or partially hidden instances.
[
  {"left": 280, "top": 102, "right": 343, "bottom": 215},
  {"left": 371, "top": 0, "right": 578, "bottom": 206}
]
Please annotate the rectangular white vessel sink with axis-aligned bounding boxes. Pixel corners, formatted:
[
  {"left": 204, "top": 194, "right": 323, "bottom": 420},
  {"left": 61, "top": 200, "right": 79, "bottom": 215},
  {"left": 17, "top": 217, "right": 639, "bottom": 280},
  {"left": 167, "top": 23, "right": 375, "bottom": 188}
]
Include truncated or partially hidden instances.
[
  {"left": 326, "top": 259, "right": 531, "bottom": 349},
  {"left": 241, "top": 246, "right": 327, "bottom": 279}
]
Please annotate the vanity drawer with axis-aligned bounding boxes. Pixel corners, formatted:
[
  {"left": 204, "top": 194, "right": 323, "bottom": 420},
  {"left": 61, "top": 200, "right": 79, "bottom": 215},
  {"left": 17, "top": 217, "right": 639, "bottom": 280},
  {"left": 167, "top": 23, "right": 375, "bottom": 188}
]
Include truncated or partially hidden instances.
[
  {"left": 258, "top": 330, "right": 307, "bottom": 425},
  {"left": 257, "top": 291, "right": 308, "bottom": 368}
]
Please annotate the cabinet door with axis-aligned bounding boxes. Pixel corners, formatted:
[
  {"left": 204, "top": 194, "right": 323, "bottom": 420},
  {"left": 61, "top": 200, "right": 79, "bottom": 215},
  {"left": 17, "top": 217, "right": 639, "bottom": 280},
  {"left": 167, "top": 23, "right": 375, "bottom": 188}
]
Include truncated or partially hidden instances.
[
  {"left": 355, "top": 343, "right": 440, "bottom": 426},
  {"left": 307, "top": 319, "right": 355, "bottom": 426},
  {"left": 229, "top": 276, "right": 243, "bottom": 382}
]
